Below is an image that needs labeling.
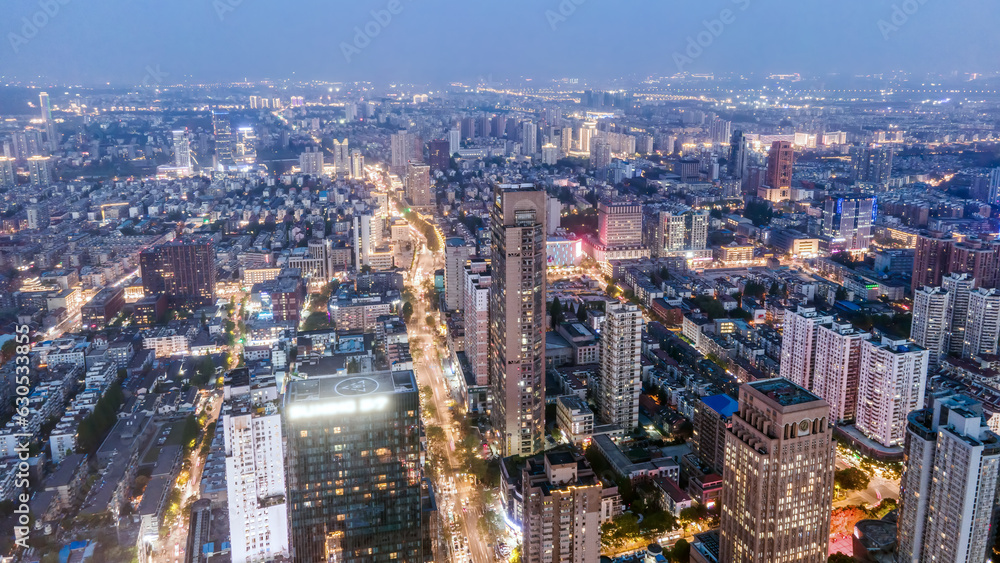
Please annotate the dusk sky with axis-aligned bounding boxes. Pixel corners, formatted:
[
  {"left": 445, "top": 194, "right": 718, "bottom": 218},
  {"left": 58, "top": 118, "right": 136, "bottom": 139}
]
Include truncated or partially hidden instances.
[{"left": 4, "top": 0, "right": 1000, "bottom": 85}]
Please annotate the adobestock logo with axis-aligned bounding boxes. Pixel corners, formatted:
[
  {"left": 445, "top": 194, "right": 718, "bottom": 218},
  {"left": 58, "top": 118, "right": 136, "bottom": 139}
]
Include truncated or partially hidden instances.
[
  {"left": 673, "top": 0, "right": 751, "bottom": 73},
  {"left": 341, "top": 0, "right": 410, "bottom": 64},
  {"left": 877, "top": 0, "right": 932, "bottom": 40},
  {"left": 8, "top": 0, "right": 73, "bottom": 54}
]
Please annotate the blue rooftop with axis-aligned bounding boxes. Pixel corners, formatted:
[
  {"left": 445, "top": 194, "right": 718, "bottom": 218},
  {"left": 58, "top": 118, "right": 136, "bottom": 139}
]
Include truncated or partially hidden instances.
[{"left": 702, "top": 394, "right": 739, "bottom": 418}]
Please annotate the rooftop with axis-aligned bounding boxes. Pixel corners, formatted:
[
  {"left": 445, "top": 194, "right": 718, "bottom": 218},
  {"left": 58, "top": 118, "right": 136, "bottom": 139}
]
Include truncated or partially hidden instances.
[{"left": 749, "top": 378, "right": 822, "bottom": 407}]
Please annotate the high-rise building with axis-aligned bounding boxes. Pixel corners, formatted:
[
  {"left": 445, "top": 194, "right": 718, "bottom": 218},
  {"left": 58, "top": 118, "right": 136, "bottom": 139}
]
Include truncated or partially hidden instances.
[
  {"left": 26, "top": 202, "right": 50, "bottom": 230},
  {"left": 349, "top": 149, "right": 364, "bottom": 179},
  {"left": 578, "top": 121, "right": 596, "bottom": 153},
  {"left": 727, "top": 130, "right": 751, "bottom": 185},
  {"left": 234, "top": 127, "right": 256, "bottom": 165},
  {"left": 560, "top": 127, "right": 574, "bottom": 154},
  {"left": 521, "top": 120, "right": 537, "bottom": 156},
  {"left": 949, "top": 238, "right": 1000, "bottom": 290},
  {"left": 765, "top": 140, "right": 794, "bottom": 189},
  {"left": 463, "top": 260, "right": 492, "bottom": 386},
  {"left": 812, "top": 321, "right": 868, "bottom": 424},
  {"left": 427, "top": 139, "right": 450, "bottom": 172},
  {"left": 444, "top": 238, "right": 475, "bottom": 311},
  {"left": 390, "top": 130, "right": 411, "bottom": 175},
  {"left": 821, "top": 194, "right": 876, "bottom": 251},
  {"left": 405, "top": 162, "right": 432, "bottom": 208},
  {"left": 172, "top": 129, "right": 192, "bottom": 172},
  {"left": 691, "top": 394, "right": 739, "bottom": 474},
  {"left": 284, "top": 371, "right": 428, "bottom": 563},
  {"left": 448, "top": 128, "right": 461, "bottom": 156},
  {"left": 546, "top": 196, "right": 561, "bottom": 236},
  {"left": 589, "top": 137, "right": 612, "bottom": 168},
  {"left": 911, "top": 230, "right": 955, "bottom": 292},
  {"left": 223, "top": 376, "right": 290, "bottom": 563},
  {"left": 910, "top": 286, "right": 951, "bottom": 368},
  {"left": 642, "top": 205, "right": 709, "bottom": 257},
  {"left": 597, "top": 302, "right": 643, "bottom": 429},
  {"left": 851, "top": 145, "right": 894, "bottom": 185},
  {"left": 489, "top": 184, "right": 547, "bottom": 457},
  {"left": 989, "top": 167, "right": 1000, "bottom": 207},
  {"left": 39, "top": 91, "right": 56, "bottom": 148},
  {"left": 212, "top": 110, "right": 234, "bottom": 168},
  {"left": 0, "top": 157, "right": 14, "bottom": 186},
  {"left": 522, "top": 452, "right": 602, "bottom": 563},
  {"left": 299, "top": 147, "right": 324, "bottom": 176},
  {"left": 331, "top": 138, "right": 349, "bottom": 176},
  {"left": 962, "top": 288, "right": 1000, "bottom": 359},
  {"left": 27, "top": 155, "right": 53, "bottom": 186},
  {"left": 719, "top": 378, "right": 835, "bottom": 563},
  {"left": 779, "top": 306, "right": 834, "bottom": 390},
  {"left": 139, "top": 238, "right": 217, "bottom": 306},
  {"left": 597, "top": 202, "right": 643, "bottom": 248},
  {"left": 709, "top": 117, "right": 732, "bottom": 144},
  {"left": 896, "top": 394, "right": 1000, "bottom": 563},
  {"left": 855, "top": 336, "right": 928, "bottom": 448},
  {"left": 541, "top": 143, "right": 559, "bottom": 165},
  {"left": 353, "top": 213, "right": 376, "bottom": 270},
  {"left": 942, "top": 273, "right": 975, "bottom": 356}
]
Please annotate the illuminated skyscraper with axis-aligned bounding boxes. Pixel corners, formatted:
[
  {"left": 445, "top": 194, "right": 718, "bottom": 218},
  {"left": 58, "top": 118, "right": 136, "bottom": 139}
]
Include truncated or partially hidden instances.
[
  {"left": 598, "top": 202, "right": 643, "bottom": 248},
  {"left": 390, "top": 129, "right": 411, "bottom": 175},
  {"left": 489, "top": 184, "right": 547, "bottom": 457},
  {"left": 851, "top": 145, "right": 894, "bottom": 186},
  {"left": 962, "top": 288, "right": 1000, "bottom": 359},
  {"left": 212, "top": 109, "right": 234, "bottom": 168},
  {"left": 522, "top": 452, "right": 602, "bottom": 563},
  {"left": 942, "top": 273, "right": 975, "bottom": 356},
  {"left": 719, "top": 378, "right": 835, "bottom": 563},
  {"left": 779, "top": 306, "right": 834, "bottom": 390},
  {"left": 910, "top": 286, "right": 951, "bottom": 368},
  {"left": 172, "top": 129, "right": 192, "bottom": 172},
  {"left": 39, "top": 91, "right": 56, "bottom": 148},
  {"left": 521, "top": 120, "right": 537, "bottom": 156},
  {"left": 855, "top": 336, "right": 928, "bottom": 448},
  {"left": 331, "top": 138, "right": 349, "bottom": 176},
  {"left": 299, "top": 147, "right": 324, "bottom": 176},
  {"left": 349, "top": 149, "right": 364, "bottom": 179},
  {"left": 27, "top": 155, "right": 53, "bottom": 186},
  {"left": 597, "top": 302, "right": 643, "bottom": 429},
  {"left": 911, "top": 230, "right": 955, "bottom": 292},
  {"left": 235, "top": 127, "right": 256, "bottom": 164},
  {"left": 427, "top": 139, "right": 450, "bottom": 172},
  {"left": 0, "top": 157, "right": 13, "bottom": 186},
  {"left": 812, "top": 321, "right": 868, "bottom": 424},
  {"left": 139, "top": 238, "right": 217, "bottom": 306},
  {"left": 821, "top": 194, "right": 876, "bottom": 251},
  {"left": 448, "top": 128, "right": 460, "bottom": 156},
  {"left": 764, "top": 140, "right": 794, "bottom": 189},
  {"left": 405, "top": 162, "right": 431, "bottom": 208}
]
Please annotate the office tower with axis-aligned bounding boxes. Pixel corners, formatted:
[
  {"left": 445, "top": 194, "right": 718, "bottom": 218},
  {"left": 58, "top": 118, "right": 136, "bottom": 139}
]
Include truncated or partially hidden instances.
[
  {"left": 963, "top": 288, "right": 1000, "bottom": 358},
  {"left": 719, "top": 378, "right": 835, "bottom": 563},
  {"left": 709, "top": 117, "right": 731, "bottom": 144},
  {"left": 444, "top": 238, "right": 475, "bottom": 311},
  {"left": 26, "top": 203, "right": 50, "bottom": 230},
  {"left": 27, "top": 155, "right": 53, "bottom": 187},
  {"left": 855, "top": 336, "right": 928, "bottom": 448},
  {"left": 596, "top": 302, "right": 643, "bottom": 429},
  {"left": 139, "top": 238, "right": 217, "bottom": 306},
  {"left": 343, "top": 102, "right": 356, "bottom": 121},
  {"left": 779, "top": 306, "right": 834, "bottom": 390},
  {"left": 642, "top": 205, "right": 709, "bottom": 257},
  {"left": 353, "top": 213, "right": 375, "bottom": 270},
  {"left": 546, "top": 196, "right": 561, "bottom": 236},
  {"left": 489, "top": 114, "right": 506, "bottom": 138},
  {"left": 39, "top": 91, "right": 56, "bottom": 148},
  {"left": 172, "top": 130, "right": 192, "bottom": 172},
  {"left": 821, "top": 194, "right": 876, "bottom": 251},
  {"left": 349, "top": 149, "right": 364, "bottom": 179},
  {"left": 692, "top": 394, "right": 739, "bottom": 474},
  {"left": 911, "top": 230, "right": 955, "bottom": 292},
  {"left": 249, "top": 95, "right": 259, "bottom": 109},
  {"left": 949, "top": 238, "right": 999, "bottom": 289},
  {"left": 543, "top": 106, "right": 562, "bottom": 127},
  {"left": 896, "top": 394, "right": 1000, "bottom": 563},
  {"left": 299, "top": 147, "right": 324, "bottom": 176},
  {"left": 460, "top": 117, "right": 475, "bottom": 139},
  {"left": 427, "top": 139, "right": 450, "bottom": 172},
  {"left": 522, "top": 452, "right": 602, "bottom": 563},
  {"left": 521, "top": 120, "right": 537, "bottom": 156},
  {"left": 212, "top": 110, "right": 234, "bottom": 168},
  {"left": 0, "top": 157, "right": 13, "bottom": 186},
  {"left": 448, "top": 128, "right": 460, "bottom": 156},
  {"left": 463, "top": 260, "right": 492, "bottom": 386},
  {"left": 578, "top": 121, "right": 596, "bottom": 153},
  {"left": 331, "top": 138, "right": 349, "bottom": 176},
  {"left": 765, "top": 140, "right": 794, "bottom": 189},
  {"left": 235, "top": 127, "right": 256, "bottom": 165},
  {"left": 489, "top": 184, "right": 547, "bottom": 457},
  {"left": 284, "top": 371, "right": 427, "bottom": 563},
  {"left": 390, "top": 129, "right": 411, "bottom": 175},
  {"left": 727, "top": 130, "right": 750, "bottom": 183},
  {"left": 560, "top": 126, "right": 574, "bottom": 154},
  {"left": 224, "top": 382, "right": 290, "bottom": 563},
  {"left": 598, "top": 202, "right": 643, "bottom": 248},
  {"left": 910, "top": 286, "right": 951, "bottom": 368},
  {"left": 541, "top": 143, "right": 559, "bottom": 165},
  {"left": 589, "top": 138, "right": 611, "bottom": 168},
  {"left": 942, "top": 273, "right": 974, "bottom": 356},
  {"left": 851, "top": 145, "right": 894, "bottom": 185},
  {"left": 405, "top": 162, "right": 432, "bottom": 208},
  {"left": 990, "top": 167, "right": 1000, "bottom": 206},
  {"left": 812, "top": 321, "right": 868, "bottom": 424}
]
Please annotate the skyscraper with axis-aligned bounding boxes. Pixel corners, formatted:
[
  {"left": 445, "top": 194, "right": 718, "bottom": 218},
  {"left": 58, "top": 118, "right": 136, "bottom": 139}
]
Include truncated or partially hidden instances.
[
  {"left": 896, "top": 394, "right": 1000, "bottom": 563},
  {"left": 284, "top": 371, "right": 428, "bottom": 563},
  {"left": 910, "top": 286, "right": 951, "bottom": 368},
  {"left": 851, "top": 145, "right": 894, "bottom": 186},
  {"left": 719, "top": 378, "right": 835, "bottom": 563},
  {"left": 821, "top": 194, "right": 876, "bottom": 251},
  {"left": 223, "top": 375, "right": 290, "bottom": 563},
  {"left": 779, "top": 306, "right": 834, "bottom": 390},
  {"left": 27, "top": 155, "right": 53, "bottom": 186},
  {"left": 350, "top": 149, "right": 364, "bottom": 179},
  {"left": 812, "top": 321, "right": 868, "bottom": 424},
  {"left": 589, "top": 137, "right": 611, "bottom": 168},
  {"left": 427, "top": 139, "right": 450, "bottom": 172},
  {"left": 521, "top": 120, "right": 537, "bottom": 156},
  {"left": 405, "top": 162, "right": 432, "bottom": 208},
  {"left": 463, "top": 260, "right": 492, "bottom": 387},
  {"left": 962, "top": 288, "right": 1000, "bottom": 358},
  {"left": 444, "top": 238, "right": 475, "bottom": 311},
  {"left": 448, "top": 128, "right": 461, "bottom": 156},
  {"left": 597, "top": 302, "right": 643, "bottom": 429},
  {"left": 26, "top": 202, "right": 50, "bottom": 230},
  {"left": 139, "top": 238, "right": 217, "bottom": 306},
  {"left": 764, "top": 140, "right": 794, "bottom": 189},
  {"left": 642, "top": 205, "right": 709, "bottom": 257},
  {"left": 989, "top": 167, "right": 1000, "bottom": 206},
  {"left": 235, "top": 127, "right": 256, "bottom": 164},
  {"left": 390, "top": 129, "right": 411, "bottom": 175},
  {"left": 489, "top": 184, "right": 547, "bottom": 457},
  {"left": 353, "top": 213, "right": 376, "bottom": 270},
  {"left": 709, "top": 117, "right": 732, "bottom": 144},
  {"left": 727, "top": 130, "right": 750, "bottom": 185},
  {"left": 522, "top": 452, "right": 602, "bottom": 563},
  {"left": 949, "top": 238, "right": 999, "bottom": 289},
  {"left": 39, "top": 91, "right": 56, "bottom": 148},
  {"left": 331, "top": 138, "right": 349, "bottom": 176},
  {"left": 212, "top": 109, "right": 234, "bottom": 168},
  {"left": 299, "top": 147, "right": 324, "bottom": 176},
  {"left": 855, "top": 336, "right": 928, "bottom": 448},
  {"left": 598, "top": 202, "right": 643, "bottom": 248},
  {"left": 0, "top": 157, "right": 14, "bottom": 186},
  {"left": 911, "top": 230, "right": 955, "bottom": 292},
  {"left": 172, "top": 129, "right": 192, "bottom": 173},
  {"left": 541, "top": 143, "right": 559, "bottom": 165},
  {"left": 942, "top": 273, "right": 975, "bottom": 356}
]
